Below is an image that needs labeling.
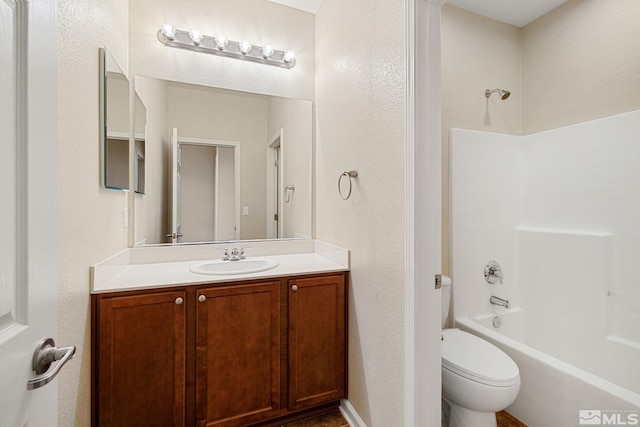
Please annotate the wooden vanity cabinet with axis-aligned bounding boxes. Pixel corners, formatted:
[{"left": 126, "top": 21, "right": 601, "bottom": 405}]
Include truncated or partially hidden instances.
[
  {"left": 195, "top": 281, "right": 281, "bottom": 427},
  {"left": 92, "top": 272, "right": 347, "bottom": 427},
  {"left": 94, "top": 290, "right": 187, "bottom": 427},
  {"left": 288, "top": 275, "right": 346, "bottom": 411}
]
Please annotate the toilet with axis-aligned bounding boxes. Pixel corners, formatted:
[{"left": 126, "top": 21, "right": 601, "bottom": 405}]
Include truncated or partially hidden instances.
[{"left": 440, "top": 276, "right": 520, "bottom": 427}]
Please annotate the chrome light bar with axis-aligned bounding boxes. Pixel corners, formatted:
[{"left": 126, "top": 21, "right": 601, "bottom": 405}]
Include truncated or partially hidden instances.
[{"left": 157, "top": 26, "right": 296, "bottom": 69}]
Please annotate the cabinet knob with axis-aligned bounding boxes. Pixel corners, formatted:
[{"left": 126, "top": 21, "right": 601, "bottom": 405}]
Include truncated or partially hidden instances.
[
  {"left": 198, "top": 295, "right": 206, "bottom": 303},
  {"left": 175, "top": 297, "right": 183, "bottom": 305},
  {"left": 291, "top": 285, "right": 298, "bottom": 292}
]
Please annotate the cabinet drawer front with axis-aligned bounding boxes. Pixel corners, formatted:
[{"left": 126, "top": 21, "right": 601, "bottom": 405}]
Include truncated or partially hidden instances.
[
  {"left": 288, "top": 274, "right": 346, "bottom": 410},
  {"left": 97, "top": 291, "right": 186, "bottom": 427},
  {"left": 196, "top": 281, "right": 281, "bottom": 427}
]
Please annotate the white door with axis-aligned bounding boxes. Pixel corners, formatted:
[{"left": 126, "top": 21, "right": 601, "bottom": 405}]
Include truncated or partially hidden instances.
[
  {"left": 215, "top": 146, "right": 236, "bottom": 241},
  {"left": 267, "top": 130, "right": 284, "bottom": 239},
  {"left": 169, "top": 127, "right": 182, "bottom": 243},
  {"left": 0, "top": 0, "right": 69, "bottom": 426},
  {"left": 175, "top": 138, "right": 239, "bottom": 242}
]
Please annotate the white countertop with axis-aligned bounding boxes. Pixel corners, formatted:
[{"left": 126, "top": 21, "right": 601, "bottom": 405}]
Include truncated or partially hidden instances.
[{"left": 91, "top": 239, "right": 349, "bottom": 294}]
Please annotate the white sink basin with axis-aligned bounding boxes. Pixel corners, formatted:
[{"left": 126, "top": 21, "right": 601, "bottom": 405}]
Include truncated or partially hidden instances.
[{"left": 189, "top": 258, "right": 279, "bottom": 275}]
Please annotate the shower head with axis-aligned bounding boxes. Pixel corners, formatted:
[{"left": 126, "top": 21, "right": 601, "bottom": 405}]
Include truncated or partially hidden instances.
[{"left": 485, "top": 88, "right": 511, "bottom": 100}]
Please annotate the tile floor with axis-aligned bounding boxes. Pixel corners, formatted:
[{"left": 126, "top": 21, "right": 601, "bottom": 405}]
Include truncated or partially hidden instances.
[
  {"left": 283, "top": 410, "right": 348, "bottom": 427},
  {"left": 497, "top": 410, "right": 527, "bottom": 427}
]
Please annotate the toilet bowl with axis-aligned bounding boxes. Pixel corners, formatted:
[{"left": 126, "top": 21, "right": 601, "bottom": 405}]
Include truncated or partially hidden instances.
[
  {"left": 440, "top": 276, "right": 520, "bottom": 427},
  {"left": 442, "top": 328, "right": 520, "bottom": 427}
]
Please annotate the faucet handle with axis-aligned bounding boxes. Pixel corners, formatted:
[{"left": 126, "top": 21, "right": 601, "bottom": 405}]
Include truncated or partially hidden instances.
[
  {"left": 216, "top": 247, "right": 230, "bottom": 260},
  {"left": 238, "top": 247, "right": 251, "bottom": 259},
  {"left": 484, "top": 261, "right": 503, "bottom": 284}
]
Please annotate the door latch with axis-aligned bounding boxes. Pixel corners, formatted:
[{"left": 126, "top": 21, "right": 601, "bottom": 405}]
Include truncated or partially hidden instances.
[{"left": 435, "top": 274, "right": 442, "bottom": 290}]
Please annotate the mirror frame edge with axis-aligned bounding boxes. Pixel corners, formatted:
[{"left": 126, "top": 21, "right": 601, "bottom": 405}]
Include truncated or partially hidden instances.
[{"left": 98, "top": 47, "right": 107, "bottom": 189}]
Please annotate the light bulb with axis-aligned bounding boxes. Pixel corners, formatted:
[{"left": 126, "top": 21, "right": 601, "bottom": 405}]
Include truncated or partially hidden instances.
[
  {"left": 189, "top": 29, "right": 203, "bottom": 45},
  {"left": 262, "top": 44, "right": 274, "bottom": 59},
  {"left": 239, "top": 41, "right": 252, "bottom": 55},
  {"left": 215, "top": 35, "right": 228, "bottom": 50},
  {"left": 161, "top": 23, "right": 175, "bottom": 40},
  {"left": 283, "top": 51, "right": 295, "bottom": 64}
]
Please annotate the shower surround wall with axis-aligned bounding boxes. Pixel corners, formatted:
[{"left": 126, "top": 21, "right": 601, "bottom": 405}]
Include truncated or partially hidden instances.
[
  {"left": 442, "top": 0, "right": 640, "bottom": 276},
  {"left": 450, "top": 109, "right": 640, "bottom": 394}
]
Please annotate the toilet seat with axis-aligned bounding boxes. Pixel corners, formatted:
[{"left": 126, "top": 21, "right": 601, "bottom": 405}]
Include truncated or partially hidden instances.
[{"left": 442, "top": 329, "right": 519, "bottom": 387}]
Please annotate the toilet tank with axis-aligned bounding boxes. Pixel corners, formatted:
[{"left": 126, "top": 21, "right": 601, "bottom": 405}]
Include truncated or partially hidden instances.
[{"left": 440, "top": 275, "right": 452, "bottom": 328}]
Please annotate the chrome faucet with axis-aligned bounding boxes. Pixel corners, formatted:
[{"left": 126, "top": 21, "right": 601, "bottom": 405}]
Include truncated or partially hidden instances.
[
  {"left": 222, "top": 247, "right": 247, "bottom": 261},
  {"left": 484, "top": 261, "right": 504, "bottom": 284},
  {"left": 490, "top": 296, "right": 511, "bottom": 309}
]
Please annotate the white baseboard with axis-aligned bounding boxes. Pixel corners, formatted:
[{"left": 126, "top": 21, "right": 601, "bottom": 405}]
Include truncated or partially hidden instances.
[{"left": 339, "top": 399, "right": 367, "bottom": 427}]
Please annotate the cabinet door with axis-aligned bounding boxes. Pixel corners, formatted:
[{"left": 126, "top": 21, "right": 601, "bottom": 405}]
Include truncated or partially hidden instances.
[
  {"left": 196, "top": 281, "right": 281, "bottom": 427},
  {"left": 96, "top": 291, "right": 186, "bottom": 427},
  {"left": 288, "top": 274, "right": 346, "bottom": 411}
]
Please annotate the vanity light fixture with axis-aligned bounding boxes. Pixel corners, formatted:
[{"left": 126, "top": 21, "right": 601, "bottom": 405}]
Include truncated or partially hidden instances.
[
  {"left": 161, "top": 23, "right": 176, "bottom": 40},
  {"left": 283, "top": 51, "right": 295, "bottom": 64},
  {"left": 189, "top": 29, "right": 203, "bottom": 45},
  {"left": 157, "top": 25, "right": 296, "bottom": 69},
  {"left": 214, "top": 35, "right": 228, "bottom": 50},
  {"left": 239, "top": 41, "right": 252, "bottom": 55},
  {"left": 262, "top": 44, "right": 275, "bottom": 59}
]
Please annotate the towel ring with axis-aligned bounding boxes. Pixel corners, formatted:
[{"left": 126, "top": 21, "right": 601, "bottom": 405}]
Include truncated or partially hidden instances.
[
  {"left": 338, "top": 170, "right": 358, "bottom": 200},
  {"left": 285, "top": 185, "right": 295, "bottom": 203}
]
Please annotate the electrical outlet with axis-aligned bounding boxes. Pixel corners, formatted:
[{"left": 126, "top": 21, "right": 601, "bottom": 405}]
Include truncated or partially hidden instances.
[{"left": 242, "top": 206, "right": 249, "bottom": 216}]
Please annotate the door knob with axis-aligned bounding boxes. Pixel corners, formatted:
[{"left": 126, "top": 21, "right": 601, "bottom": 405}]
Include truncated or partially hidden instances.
[
  {"left": 27, "top": 338, "right": 76, "bottom": 390},
  {"left": 291, "top": 285, "right": 298, "bottom": 292}
]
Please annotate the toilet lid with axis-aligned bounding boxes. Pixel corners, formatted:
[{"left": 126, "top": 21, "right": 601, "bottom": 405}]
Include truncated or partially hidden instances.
[{"left": 442, "top": 329, "right": 519, "bottom": 386}]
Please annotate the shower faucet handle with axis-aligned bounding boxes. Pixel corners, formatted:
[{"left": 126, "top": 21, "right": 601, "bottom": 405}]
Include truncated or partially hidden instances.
[{"left": 484, "top": 261, "right": 504, "bottom": 284}]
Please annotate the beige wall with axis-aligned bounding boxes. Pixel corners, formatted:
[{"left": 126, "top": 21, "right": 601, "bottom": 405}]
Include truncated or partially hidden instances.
[
  {"left": 129, "top": 0, "right": 315, "bottom": 101},
  {"left": 134, "top": 76, "right": 169, "bottom": 245},
  {"left": 441, "top": 4, "right": 522, "bottom": 275},
  {"left": 167, "top": 85, "right": 269, "bottom": 240},
  {"left": 135, "top": 78, "right": 314, "bottom": 244},
  {"left": 106, "top": 73, "right": 130, "bottom": 134},
  {"left": 217, "top": 147, "right": 236, "bottom": 240},
  {"left": 315, "top": 0, "right": 406, "bottom": 425},
  {"left": 267, "top": 97, "right": 313, "bottom": 239},
  {"left": 105, "top": 139, "right": 129, "bottom": 189},
  {"left": 57, "top": 0, "right": 129, "bottom": 425},
  {"left": 521, "top": 0, "right": 640, "bottom": 133}
]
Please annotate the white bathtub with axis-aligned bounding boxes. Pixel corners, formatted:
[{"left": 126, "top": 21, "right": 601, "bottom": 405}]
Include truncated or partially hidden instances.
[{"left": 456, "top": 309, "right": 640, "bottom": 426}]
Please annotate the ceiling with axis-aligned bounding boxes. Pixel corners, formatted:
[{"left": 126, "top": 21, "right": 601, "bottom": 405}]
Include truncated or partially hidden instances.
[
  {"left": 447, "top": 0, "right": 568, "bottom": 27},
  {"left": 267, "top": 0, "right": 323, "bottom": 14},
  {"left": 268, "top": 0, "right": 568, "bottom": 27}
]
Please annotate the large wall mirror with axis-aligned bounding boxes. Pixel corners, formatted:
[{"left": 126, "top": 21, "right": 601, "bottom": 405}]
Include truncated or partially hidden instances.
[
  {"left": 99, "top": 48, "right": 130, "bottom": 190},
  {"left": 133, "top": 76, "right": 312, "bottom": 245}
]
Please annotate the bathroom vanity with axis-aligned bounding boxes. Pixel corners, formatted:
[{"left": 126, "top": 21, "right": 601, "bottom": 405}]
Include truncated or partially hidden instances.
[{"left": 90, "top": 240, "right": 349, "bottom": 427}]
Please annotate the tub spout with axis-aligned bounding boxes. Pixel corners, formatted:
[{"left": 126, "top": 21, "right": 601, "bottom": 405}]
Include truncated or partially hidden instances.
[{"left": 490, "top": 295, "right": 511, "bottom": 309}]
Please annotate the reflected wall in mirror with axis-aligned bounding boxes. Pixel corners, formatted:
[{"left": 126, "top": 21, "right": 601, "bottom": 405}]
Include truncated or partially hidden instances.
[
  {"left": 134, "top": 93, "right": 146, "bottom": 194},
  {"left": 99, "top": 48, "right": 130, "bottom": 190},
  {"left": 133, "top": 77, "right": 312, "bottom": 245}
]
